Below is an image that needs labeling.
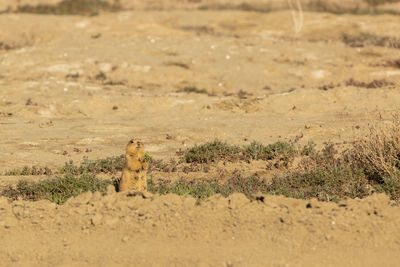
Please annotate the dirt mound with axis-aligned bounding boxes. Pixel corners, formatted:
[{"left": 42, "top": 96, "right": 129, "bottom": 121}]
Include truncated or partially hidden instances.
[{"left": 0, "top": 190, "right": 399, "bottom": 265}]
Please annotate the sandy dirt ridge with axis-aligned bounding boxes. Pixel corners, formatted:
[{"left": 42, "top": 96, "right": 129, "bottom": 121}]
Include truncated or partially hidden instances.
[
  {"left": 1, "top": 191, "right": 400, "bottom": 266},
  {"left": 1, "top": 1, "right": 400, "bottom": 265}
]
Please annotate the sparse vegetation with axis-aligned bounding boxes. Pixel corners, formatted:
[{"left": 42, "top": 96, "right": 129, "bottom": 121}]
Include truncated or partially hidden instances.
[
  {"left": 243, "top": 141, "right": 297, "bottom": 161},
  {"left": 370, "top": 59, "right": 400, "bottom": 68},
  {"left": 0, "top": 42, "right": 17, "bottom": 50},
  {"left": 184, "top": 140, "right": 242, "bottom": 163},
  {"left": 237, "top": 90, "right": 253, "bottom": 99},
  {"left": 16, "top": 0, "right": 122, "bottom": 16},
  {"left": 270, "top": 166, "right": 370, "bottom": 202},
  {"left": 352, "top": 116, "right": 400, "bottom": 185},
  {"left": 4, "top": 117, "right": 400, "bottom": 203},
  {"left": 59, "top": 156, "right": 124, "bottom": 175},
  {"left": 184, "top": 139, "right": 298, "bottom": 164},
  {"left": 95, "top": 71, "right": 107, "bottom": 81},
  {"left": 178, "top": 86, "right": 208, "bottom": 94},
  {"left": 147, "top": 175, "right": 271, "bottom": 200},
  {"left": 179, "top": 26, "right": 216, "bottom": 35},
  {"left": 147, "top": 166, "right": 369, "bottom": 202},
  {"left": 4, "top": 166, "right": 52, "bottom": 176},
  {"left": 199, "top": 1, "right": 400, "bottom": 15},
  {"left": 364, "top": 0, "right": 400, "bottom": 7},
  {"left": 345, "top": 78, "right": 395, "bottom": 89},
  {"left": 148, "top": 179, "right": 220, "bottom": 200},
  {"left": 2, "top": 174, "right": 111, "bottom": 204},
  {"left": 342, "top": 33, "right": 400, "bottom": 49}
]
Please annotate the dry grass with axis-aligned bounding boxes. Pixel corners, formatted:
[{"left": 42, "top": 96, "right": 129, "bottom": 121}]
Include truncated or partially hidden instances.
[
  {"left": 342, "top": 33, "right": 400, "bottom": 49},
  {"left": 353, "top": 115, "right": 400, "bottom": 180}
]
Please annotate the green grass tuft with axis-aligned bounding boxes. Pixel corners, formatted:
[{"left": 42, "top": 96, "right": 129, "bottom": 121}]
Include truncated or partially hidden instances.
[{"left": 184, "top": 140, "right": 242, "bottom": 163}]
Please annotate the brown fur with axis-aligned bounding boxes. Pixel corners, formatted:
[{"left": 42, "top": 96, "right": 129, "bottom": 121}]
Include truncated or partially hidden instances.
[{"left": 119, "top": 139, "right": 148, "bottom": 192}]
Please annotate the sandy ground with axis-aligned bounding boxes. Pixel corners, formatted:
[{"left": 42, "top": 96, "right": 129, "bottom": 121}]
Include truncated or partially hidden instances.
[
  {"left": 1, "top": 191, "right": 400, "bottom": 266},
  {"left": 1, "top": 2, "right": 400, "bottom": 266}
]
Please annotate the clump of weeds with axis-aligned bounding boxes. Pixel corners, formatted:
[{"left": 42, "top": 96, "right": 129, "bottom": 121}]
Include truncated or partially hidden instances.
[
  {"left": 177, "top": 86, "right": 208, "bottom": 95},
  {"left": 184, "top": 139, "right": 299, "bottom": 166},
  {"left": 345, "top": 78, "right": 395, "bottom": 89},
  {"left": 16, "top": 0, "right": 123, "bottom": 16},
  {"left": 237, "top": 90, "right": 252, "bottom": 99},
  {"left": 4, "top": 166, "right": 52, "bottom": 176},
  {"left": 342, "top": 32, "right": 400, "bottom": 49},
  {"left": 59, "top": 155, "right": 125, "bottom": 175},
  {"left": 95, "top": 71, "right": 107, "bottom": 81},
  {"left": 184, "top": 140, "right": 242, "bottom": 163},
  {"left": 1, "top": 174, "right": 111, "bottom": 204},
  {"left": 243, "top": 141, "right": 297, "bottom": 161}
]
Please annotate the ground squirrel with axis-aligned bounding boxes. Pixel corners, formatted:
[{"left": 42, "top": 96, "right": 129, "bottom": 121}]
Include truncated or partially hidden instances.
[{"left": 119, "top": 139, "right": 148, "bottom": 192}]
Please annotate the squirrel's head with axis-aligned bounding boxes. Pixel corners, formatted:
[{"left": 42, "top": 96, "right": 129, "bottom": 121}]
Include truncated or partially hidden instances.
[{"left": 126, "top": 139, "right": 145, "bottom": 157}]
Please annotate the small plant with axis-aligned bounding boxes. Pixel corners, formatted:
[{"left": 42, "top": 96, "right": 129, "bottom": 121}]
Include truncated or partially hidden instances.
[
  {"left": 144, "top": 153, "right": 153, "bottom": 162},
  {"left": 95, "top": 71, "right": 107, "bottom": 81},
  {"left": 351, "top": 115, "right": 400, "bottom": 194},
  {"left": 178, "top": 86, "right": 208, "bottom": 94},
  {"left": 1, "top": 174, "right": 111, "bottom": 204},
  {"left": 237, "top": 90, "right": 252, "bottom": 99},
  {"left": 184, "top": 140, "right": 241, "bottom": 163},
  {"left": 243, "top": 141, "right": 297, "bottom": 161},
  {"left": 300, "top": 141, "right": 317, "bottom": 156},
  {"left": 0, "top": 42, "right": 16, "bottom": 50}
]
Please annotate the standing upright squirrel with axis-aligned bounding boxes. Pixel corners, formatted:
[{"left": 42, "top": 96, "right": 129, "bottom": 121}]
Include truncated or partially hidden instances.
[{"left": 119, "top": 139, "right": 148, "bottom": 192}]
